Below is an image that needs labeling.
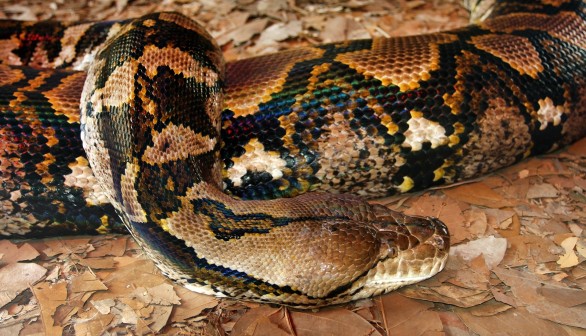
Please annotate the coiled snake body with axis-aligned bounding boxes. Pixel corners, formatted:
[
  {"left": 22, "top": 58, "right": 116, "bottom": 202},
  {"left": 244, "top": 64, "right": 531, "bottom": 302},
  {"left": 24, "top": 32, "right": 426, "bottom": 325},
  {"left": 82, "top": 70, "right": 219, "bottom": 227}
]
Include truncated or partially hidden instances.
[{"left": 0, "top": 0, "right": 585, "bottom": 307}]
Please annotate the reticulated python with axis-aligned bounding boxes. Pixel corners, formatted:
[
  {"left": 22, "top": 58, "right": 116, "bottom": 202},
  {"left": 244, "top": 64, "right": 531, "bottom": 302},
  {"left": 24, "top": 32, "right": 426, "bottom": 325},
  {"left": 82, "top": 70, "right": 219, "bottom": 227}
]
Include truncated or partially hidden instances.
[{"left": 0, "top": 0, "right": 585, "bottom": 307}]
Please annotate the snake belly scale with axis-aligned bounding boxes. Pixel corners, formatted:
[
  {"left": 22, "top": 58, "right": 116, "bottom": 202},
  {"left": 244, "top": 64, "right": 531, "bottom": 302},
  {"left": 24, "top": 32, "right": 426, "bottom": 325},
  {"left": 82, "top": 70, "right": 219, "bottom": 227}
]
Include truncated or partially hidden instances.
[{"left": 0, "top": 0, "right": 585, "bottom": 307}]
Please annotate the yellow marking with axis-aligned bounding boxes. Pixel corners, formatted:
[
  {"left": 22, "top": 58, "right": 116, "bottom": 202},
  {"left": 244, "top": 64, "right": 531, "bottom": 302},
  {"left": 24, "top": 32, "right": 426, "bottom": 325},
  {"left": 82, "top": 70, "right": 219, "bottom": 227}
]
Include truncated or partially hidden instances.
[
  {"left": 96, "top": 215, "right": 110, "bottom": 234},
  {"left": 398, "top": 176, "right": 414, "bottom": 193},
  {"left": 143, "top": 19, "right": 156, "bottom": 27},
  {"left": 381, "top": 114, "right": 398, "bottom": 135},
  {"left": 160, "top": 218, "right": 171, "bottom": 233},
  {"left": 433, "top": 167, "right": 445, "bottom": 181},
  {"left": 307, "top": 63, "right": 332, "bottom": 91},
  {"left": 443, "top": 92, "right": 462, "bottom": 115},
  {"left": 166, "top": 177, "right": 175, "bottom": 191},
  {"left": 410, "top": 110, "right": 423, "bottom": 118}
]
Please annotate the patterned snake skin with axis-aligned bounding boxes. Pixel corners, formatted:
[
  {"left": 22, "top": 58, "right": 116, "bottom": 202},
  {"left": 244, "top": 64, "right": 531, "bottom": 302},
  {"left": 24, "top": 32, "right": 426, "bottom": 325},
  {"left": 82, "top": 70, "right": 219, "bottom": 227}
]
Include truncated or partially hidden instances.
[{"left": 0, "top": 0, "right": 585, "bottom": 307}]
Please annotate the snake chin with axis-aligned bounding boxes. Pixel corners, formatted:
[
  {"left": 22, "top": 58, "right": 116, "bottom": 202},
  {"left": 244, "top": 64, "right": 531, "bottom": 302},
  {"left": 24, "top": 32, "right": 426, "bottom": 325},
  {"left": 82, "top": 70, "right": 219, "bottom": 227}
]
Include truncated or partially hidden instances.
[{"left": 350, "top": 216, "right": 450, "bottom": 302}]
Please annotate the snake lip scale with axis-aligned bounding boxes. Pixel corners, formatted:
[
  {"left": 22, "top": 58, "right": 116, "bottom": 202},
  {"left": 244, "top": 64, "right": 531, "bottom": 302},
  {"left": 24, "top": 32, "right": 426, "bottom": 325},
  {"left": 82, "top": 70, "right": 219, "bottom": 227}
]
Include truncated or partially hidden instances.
[{"left": 0, "top": 0, "right": 585, "bottom": 307}]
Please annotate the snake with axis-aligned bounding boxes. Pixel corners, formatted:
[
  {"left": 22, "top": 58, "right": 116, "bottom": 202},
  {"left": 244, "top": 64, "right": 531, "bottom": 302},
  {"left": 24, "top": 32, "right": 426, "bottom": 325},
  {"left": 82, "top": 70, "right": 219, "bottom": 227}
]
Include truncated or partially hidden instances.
[{"left": 0, "top": 0, "right": 585, "bottom": 308}]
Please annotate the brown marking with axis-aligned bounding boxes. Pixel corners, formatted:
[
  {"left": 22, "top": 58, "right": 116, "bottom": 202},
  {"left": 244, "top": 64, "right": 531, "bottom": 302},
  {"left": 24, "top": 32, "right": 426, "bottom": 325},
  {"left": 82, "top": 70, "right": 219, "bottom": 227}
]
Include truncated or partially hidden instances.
[
  {"left": 44, "top": 71, "right": 86, "bottom": 124},
  {"left": 163, "top": 185, "right": 382, "bottom": 297},
  {"left": 120, "top": 162, "right": 148, "bottom": 222},
  {"left": 0, "top": 65, "right": 25, "bottom": 86},
  {"left": 142, "top": 123, "right": 217, "bottom": 165},
  {"left": 159, "top": 12, "right": 214, "bottom": 44},
  {"left": 100, "top": 58, "right": 138, "bottom": 109},
  {"left": 139, "top": 45, "right": 219, "bottom": 87},
  {"left": 55, "top": 23, "right": 94, "bottom": 67},
  {"left": 459, "top": 96, "right": 532, "bottom": 179},
  {"left": 0, "top": 38, "right": 22, "bottom": 66},
  {"left": 224, "top": 47, "right": 325, "bottom": 117},
  {"left": 471, "top": 34, "right": 544, "bottom": 78},
  {"left": 562, "top": 78, "right": 586, "bottom": 143},
  {"left": 541, "top": 0, "right": 573, "bottom": 5},
  {"left": 335, "top": 34, "right": 459, "bottom": 91},
  {"left": 483, "top": 12, "right": 586, "bottom": 49}
]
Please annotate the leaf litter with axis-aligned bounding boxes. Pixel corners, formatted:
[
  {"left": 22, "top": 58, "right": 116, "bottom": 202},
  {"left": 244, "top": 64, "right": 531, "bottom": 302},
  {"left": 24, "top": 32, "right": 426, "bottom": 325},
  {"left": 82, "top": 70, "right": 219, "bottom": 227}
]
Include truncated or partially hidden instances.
[{"left": 1, "top": 0, "right": 585, "bottom": 335}]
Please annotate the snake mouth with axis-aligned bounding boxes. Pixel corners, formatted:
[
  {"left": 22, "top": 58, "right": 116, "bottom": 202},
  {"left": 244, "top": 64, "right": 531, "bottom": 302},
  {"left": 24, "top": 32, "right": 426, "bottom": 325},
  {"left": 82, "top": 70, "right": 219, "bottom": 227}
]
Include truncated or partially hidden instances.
[{"left": 346, "top": 214, "right": 450, "bottom": 301}]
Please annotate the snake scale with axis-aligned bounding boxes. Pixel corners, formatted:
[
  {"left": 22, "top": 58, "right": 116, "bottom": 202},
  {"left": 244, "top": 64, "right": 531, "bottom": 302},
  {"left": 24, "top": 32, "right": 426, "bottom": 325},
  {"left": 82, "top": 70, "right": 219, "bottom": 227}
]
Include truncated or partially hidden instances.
[{"left": 0, "top": 0, "right": 585, "bottom": 308}]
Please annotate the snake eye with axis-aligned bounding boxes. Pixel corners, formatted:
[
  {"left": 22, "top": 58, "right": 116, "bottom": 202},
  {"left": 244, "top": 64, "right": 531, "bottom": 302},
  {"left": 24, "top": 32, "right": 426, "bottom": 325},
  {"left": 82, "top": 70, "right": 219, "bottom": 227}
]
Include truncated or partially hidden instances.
[{"left": 381, "top": 243, "right": 398, "bottom": 259}]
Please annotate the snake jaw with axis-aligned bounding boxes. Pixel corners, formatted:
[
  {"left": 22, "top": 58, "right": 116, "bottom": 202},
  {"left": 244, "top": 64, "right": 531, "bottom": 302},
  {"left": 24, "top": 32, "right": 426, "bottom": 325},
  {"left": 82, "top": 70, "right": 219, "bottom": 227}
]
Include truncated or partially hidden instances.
[{"left": 344, "top": 213, "right": 450, "bottom": 303}]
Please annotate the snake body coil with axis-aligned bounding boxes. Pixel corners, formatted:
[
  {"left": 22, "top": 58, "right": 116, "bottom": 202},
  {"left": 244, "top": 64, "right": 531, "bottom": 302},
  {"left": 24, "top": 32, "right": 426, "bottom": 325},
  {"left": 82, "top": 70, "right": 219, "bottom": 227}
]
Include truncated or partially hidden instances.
[{"left": 0, "top": 0, "right": 585, "bottom": 307}]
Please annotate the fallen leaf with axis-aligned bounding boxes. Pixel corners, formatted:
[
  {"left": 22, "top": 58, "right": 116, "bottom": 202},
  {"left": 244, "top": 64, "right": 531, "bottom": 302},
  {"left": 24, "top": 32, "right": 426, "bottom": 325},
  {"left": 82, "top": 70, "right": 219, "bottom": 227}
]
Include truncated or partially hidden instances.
[
  {"left": 0, "top": 241, "right": 39, "bottom": 264},
  {"left": 70, "top": 271, "right": 108, "bottom": 293},
  {"left": 73, "top": 313, "right": 115, "bottom": 336},
  {"left": 145, "top": 283, "right": 181, "bottom": 305},
  {"left": 450, "top": 236, "right": 507, "bottom": 269},
  {"left": 468, "top": 299, "right": 513, "bottom": 317},
  {"left": 526, "top": 183, "right": 559, "bottom": 199},
  {"left": 557, "top": 237, "right": 580, "bottom": 268},
  {"left": 171, "top": 286, "right": 219, "bottom": 322},
  {"left": 456, "top": 306, "right": 572, "bottom": 336},
  {"left": 32, "top": 282, "right": 67, "bottom": 336},
  {"left": 443, "top": 182, "right": 514, "bottom": 208},
  {"left": 493, "top": 267, "right": 586, "bottom": 328},
  {"left": 290, "top": 308, "right": 383, "bottom": 336},
  {"left": 379, "top": 293, "right": 442, "bottom": 335},
  {"left": 0, "top": 263, "right": 47, "bottom": 307},
  {"left": 231, "top": 306, "right": 289, "bottom": 336}
]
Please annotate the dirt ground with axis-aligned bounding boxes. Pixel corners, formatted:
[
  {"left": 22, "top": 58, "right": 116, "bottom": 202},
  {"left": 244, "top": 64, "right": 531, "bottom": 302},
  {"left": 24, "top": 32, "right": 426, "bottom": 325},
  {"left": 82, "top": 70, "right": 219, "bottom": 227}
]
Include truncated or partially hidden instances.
[{"left": 0, "top": 0, "right": 585, "bottom": 335}]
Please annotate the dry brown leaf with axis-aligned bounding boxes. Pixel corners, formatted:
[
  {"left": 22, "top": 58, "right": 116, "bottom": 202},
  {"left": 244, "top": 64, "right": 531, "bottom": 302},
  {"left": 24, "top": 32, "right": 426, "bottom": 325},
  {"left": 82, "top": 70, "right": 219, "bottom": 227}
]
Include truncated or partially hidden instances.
[
  {"left": 379, "top": 293, "right": 443, "bottom": 335},
  {"left": 557, "top": 237, "right": 580, "bottom": 268},
  {"left": 490, "top": 287, "right": 518, "bottom": 307},
  {"left": 231, "top": 306, "right": 290, "bottom": 336},
  {"left": 443, "top": 182, "right": 515, "bottom": 208},
  {"left": 86, "top": 236, "right": 128, "bottom": 258},
  {"left": 257, "top": 20, "right": 302, "bottom": 46},
  {"left": 526, "top": 183, "right": 560, "bottom": 199},
  {"left": 468, "top": 299, "right": 513, "bottom": 317},
  {"left": 42, "top": 238, "right": 92, "bottom": 257},
  {"left": 70, "top": 271, "right": 108, "bottom": 293},
  {"left": 464, "top": 208, "right": 489, "bottom": 238},
  {"left": 538, "top": 286, "right": 586, "bottom": 308},
  {"left": 73, "top": 313, "right": 115, "bottom": 336},
  {"left": 144, "top": 283, "right": 181, "bottom": 305},
  {"left": 450, "top": 236, "right": 507, "bottom": 269},
  {"left": 0, "top": 263, "right": 47, "bottom": 307},
  {"left": 217, "top": 18, "right": 269, "bottom": 46},
  {"left": 0, "top": 241, "right": 39, "bottom": 264},
  {"left": 32, "top": 282, "right": 67, "bottom": 336},
  {"left": 437, "top": 311, "right": 471, "bottom": 335},
  {"left": 493, "top": 267, "right": 586, "bottom": 328},
  {"left": 171, "top": 286, "right": 219, "bottom": 322},
  {"left": 456, "top": 306, "right": 572, "bottom": 336},
  {"left": 446, "top": 255, "right": 491, "bottom": 291},
  {"left": 290, "top": 309, "right": 383, "bottom": 336},
  {"left": 403, "top": 283, "right": 492, "bottom": 308},
  {"left": 77, "top": 257, "right": 116, "bottom": 269},
  {"left": 501, "top": 235, "right": 559, "bottom": 267},
  {"left": 566, "top": 137, "right": 586, "bottom": 156}
]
